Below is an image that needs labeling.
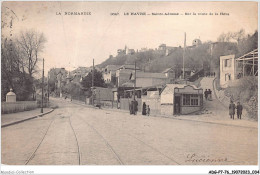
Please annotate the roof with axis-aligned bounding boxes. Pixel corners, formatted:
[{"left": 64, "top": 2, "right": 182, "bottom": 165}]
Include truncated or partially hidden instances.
[
  {"left": 119, "top": 64, "right": 140, "bottom": 70},
  {"left": 161, "top": 84, "right": 202, "bottom": 94},
  {"left": 133, "top": 72, "right": 167, "bottom": 79},
  {"left": 236, "top": 49, "right": 258, "bottom": 61},
  {"left": 105, "top": 65, "right": 121, "bottom": 71},
  {"left": 159, "top": 44, "right": 166, "bottom": 47},
  {"left": 6, "top": 91, "right": 16, "bottom": 96},
  {"left": 122, "top": 81, "right": 134, "bottom": 87},
  {"left": 162, "top": 68, "right": 174, "bottom": 73}
]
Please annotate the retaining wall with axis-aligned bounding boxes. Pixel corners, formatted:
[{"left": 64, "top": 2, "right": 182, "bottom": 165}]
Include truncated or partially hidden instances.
[{"left": 1, "top": 101, "right": 37, "bottom": 114}]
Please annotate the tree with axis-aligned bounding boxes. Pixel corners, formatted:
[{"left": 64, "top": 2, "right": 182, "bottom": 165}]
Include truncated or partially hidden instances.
[
  {"left": 16, "top": 30, "right": 47, "bottom": 78},
  {"left": 81, "top": 70, "right": 106, "bottom": 89}
]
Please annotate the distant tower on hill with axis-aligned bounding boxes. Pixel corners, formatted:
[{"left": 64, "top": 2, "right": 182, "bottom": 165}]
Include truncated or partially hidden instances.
[
  {"left": 192, "top": 39, "right": 202, "bottom": 47},
  {"left": 125, "top": 45, "right": 128, "bottom": 55}
]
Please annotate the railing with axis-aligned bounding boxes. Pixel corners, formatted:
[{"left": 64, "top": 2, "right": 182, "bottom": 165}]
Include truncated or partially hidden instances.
[{"left": 1, "top": 101, "right": 37, "bottom": 114}]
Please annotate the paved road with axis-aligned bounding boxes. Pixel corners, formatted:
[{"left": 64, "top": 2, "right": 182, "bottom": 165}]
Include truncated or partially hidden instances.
[{"left": 2, "top": 98, "right": 257, "bottom": 165}]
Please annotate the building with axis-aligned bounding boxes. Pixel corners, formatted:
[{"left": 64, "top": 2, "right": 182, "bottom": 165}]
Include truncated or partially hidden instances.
[
  {"left": 162, "top": 68, "right": 179, "bottom": 83},
  {"left": 102, "top": 65, "right": 120, "bottom": 84},
  {"left": 219, "top": 55, "right": 236, "bottom": 88},
  {"left": 117, "top": 45, "right": 135, "bottom": 55},
  {"left": 220, "top": 49, "right": 258, "bottom": 88},
  {"left": 192, "top": 39, "right": 202, "bottom": 47},
  {"left": 160, "top": 84, "right": 203, "bottom": 115},
  {"left": 122, "top": 72, "right": 167, "bottom": 88},
  {"left": 158, "top": 44, "right": 179, "bottom": 56},
  {"left": 115, "top": 65, "right": 140, "bottom": 87}
]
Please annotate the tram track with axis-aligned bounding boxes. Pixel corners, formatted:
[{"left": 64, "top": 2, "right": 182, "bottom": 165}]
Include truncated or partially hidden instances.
[
  {"left": 25, "top": 118, "right": 55, "bottom": 165},
  {"left": 75, "top": 114, "right": 124, "bottom": 165},
  {"left": 77, "top": 110, "right": 181, "bottom": 165},
  {"left": 25, "top": 113, "right": 82, "bottom": 165},
  {"left": 68, "top": 116, "right": 81, "bottom": 165}
]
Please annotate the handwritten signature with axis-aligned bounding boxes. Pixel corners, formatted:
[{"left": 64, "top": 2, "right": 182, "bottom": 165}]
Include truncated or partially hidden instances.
[{"left": 185, "top": 153, "right": 228, "bottom": 163}]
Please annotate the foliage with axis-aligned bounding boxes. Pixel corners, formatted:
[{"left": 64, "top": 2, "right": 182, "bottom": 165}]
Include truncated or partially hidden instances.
[
  {"left": 98, "top": 29, "right": 258, "bottom": 76},
  {"left": 81, "top": 69, "right": 106, "bottom": 89},
  {"left": 1, "top": 29, "right": 46, "bottom": 101}
]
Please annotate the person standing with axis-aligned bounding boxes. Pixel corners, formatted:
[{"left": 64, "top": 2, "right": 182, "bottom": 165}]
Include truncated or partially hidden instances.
[
  {"left": 142, "top": 102, "right": 147, "bottom": 115},
  {"left": 134, "top": 99, "right": 138, "bottom": 115},
  {"left": 236, "top": 102, "right": 243, "bottom": 119},
  {"left": 208, "top": 89, "right": 212, "bottom": 101},
  {"left": 147, "top": 105, "right": 150, "bottom": 116},
  {"left": 204, "top": 89, "right": 208, "bottom": 100},
  {"left": 130, "top": 100, "right": 134, "bottom": 115},
  {"left": 229, "top": 101, "right": 236, "bottom": 120}
]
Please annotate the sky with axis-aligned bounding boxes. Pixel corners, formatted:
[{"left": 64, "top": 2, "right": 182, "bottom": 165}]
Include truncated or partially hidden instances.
[{"left": 2, "top": 1, "right": 258, "bottom": 72}]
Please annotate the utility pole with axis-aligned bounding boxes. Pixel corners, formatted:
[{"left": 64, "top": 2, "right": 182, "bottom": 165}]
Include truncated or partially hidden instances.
[
  {"left": 92, "top": 59, "right": 94, "bottom": 106},
  {"left": 133, "top": 61, "right": 136, "bottom": 101},
  {"left": 47, "top": 70, "right": 49, "bottom": 107},
  {"left": 183, "top": 32, "right": 186, "bottom": 79},
  {"left": 41, "top": 58, "right": 44, "bottom": 113}
]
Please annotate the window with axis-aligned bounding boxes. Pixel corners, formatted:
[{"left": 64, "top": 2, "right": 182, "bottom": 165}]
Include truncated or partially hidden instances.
[
  {"left": 183, "top": 94, "right": 199, "bottom": 106},
  {"left": 191, "top": 94, "right": 199, "bottom": 105},
  {"left": 183, "top": 94, "right": 190, "bottom": 105},
  {"left": 224, "top": 59, "right": 231, "bottom": 67}
]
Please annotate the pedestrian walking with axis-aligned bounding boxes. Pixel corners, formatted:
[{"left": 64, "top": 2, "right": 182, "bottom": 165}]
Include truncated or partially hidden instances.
[
  {"left": 142, "top": 102, "right": 147, "bottom": 115},
  {"left": 213, "top": 72, "right": 216, "bottom": 77},
  {"left": 236, "top": 102, "right": 243, "bottom": 119},
  {"left": 208, "top": 89, "right": 212, "bottom": 101},
  {"left": 204, "top": 89, "right": 208, "bottom": 100},
  {"left": 147, "top": 105, "right": 150, "bottom": 116},
  {"left": 229, "top": 101, "right": 236, "bottom": 120}
]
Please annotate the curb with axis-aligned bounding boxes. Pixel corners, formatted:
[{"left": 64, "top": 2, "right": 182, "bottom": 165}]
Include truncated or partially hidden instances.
[
  {"left": 1, "top": 108, "right": 54, "bottom": 128},
  {"left": 69, "top": 98, "right": 257, "bottom": 129}
]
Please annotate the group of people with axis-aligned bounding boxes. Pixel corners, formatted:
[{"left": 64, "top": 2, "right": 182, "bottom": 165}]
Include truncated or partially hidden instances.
[
  {"left": 129, "top": 100, "right": 138, "bottom": 115},
  {"left": 129, "top": 100, "right": 150, "bottom": 116},
  {"left": 229, "top": 101, "right": 243, "bottom": 120},
  {"left": 204, "top": 89, "right": 212, "bottom": 101},
  {"left": 142, "top": 102, "right": 150, "bottom": 116},
  {"left": 205, "top": 72, "right": 216, "bottom": 77}
]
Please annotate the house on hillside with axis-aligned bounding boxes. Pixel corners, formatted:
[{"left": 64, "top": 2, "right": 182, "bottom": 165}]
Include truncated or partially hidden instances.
[
  {"left": 158, "top": 44, "right": 179, "bottom": 56},
  {"left": 115, "top": 65, "right": 141, "bottom": 87},
  {"left": 219, "top": 49, "right": 258, "bottom": 88},
  {"left": 121, "top": 72, "right": 167, "bottom": 88},
  {"left": 117, "top": 45, "right": 135, "bottom": 55},
  {"left": 160, "top": 84, "right": 203, "bottom": 115},
  {"left": 162, "top": 68, "right": 179, "bottom": 83},
  {"left": 102, "top": 65, "right": 120, "bottom": 84}
]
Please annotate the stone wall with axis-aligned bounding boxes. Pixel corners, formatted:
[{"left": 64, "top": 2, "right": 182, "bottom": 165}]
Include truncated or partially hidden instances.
[{"left": 2, "top": 101, "right": 37, "bottom": 114}]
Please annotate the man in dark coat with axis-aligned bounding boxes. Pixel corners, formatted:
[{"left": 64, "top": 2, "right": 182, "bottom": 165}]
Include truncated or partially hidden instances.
[
  {"left": 142, "top": 102, "right": 147, "bottom": 115},
  {"left": 129, "top": 100, "right": 134, "bottom": 115},
  {"left": 134, "top": 100, "right": 138, "bottom": 115},
  {"left": 229, "top": 101, "right": 236, "bottom": 120},
  {"left": 208, "top": 89, "right": 212, "bottom": 101},
  {"left": 236, "top": 102, "right": 243, "bottom": 119},
  {"left": 204, "top": 89, "right": 208, "bottom": 100}
]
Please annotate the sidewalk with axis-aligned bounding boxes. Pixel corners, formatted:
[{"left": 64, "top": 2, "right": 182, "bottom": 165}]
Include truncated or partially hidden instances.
[
  {"left": 1, "top": 108, "right": 53, "bottom": 127},
  {"left": 65, "top": 98, "right": 257, "bottom": 129}
]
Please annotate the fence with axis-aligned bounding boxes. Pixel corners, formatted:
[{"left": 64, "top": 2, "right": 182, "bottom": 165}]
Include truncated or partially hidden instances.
[{"left": 1, "top": 101, "right": 37, "bottom": 114}]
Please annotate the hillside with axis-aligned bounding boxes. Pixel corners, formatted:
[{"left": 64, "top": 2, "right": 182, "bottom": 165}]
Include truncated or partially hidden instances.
[{"left": 97, "top": 31, "right": 258, "bottom": 74}]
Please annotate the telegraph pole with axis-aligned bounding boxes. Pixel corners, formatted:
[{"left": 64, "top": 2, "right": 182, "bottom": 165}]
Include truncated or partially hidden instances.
[
  {"left": 41, "top": 58, "right": 44, "bottom": 113},
  {"left": 133, "top": 61, "right": 136, "bottom": 101},
  {"left": 47, "top": 71, "right": 49, "bottom": 102},
  {"left": 183, "top": 32, "right": 186, "bottom": 79},
  {"left": 92, "top": 59, "right": 94, "bottom": 106}
]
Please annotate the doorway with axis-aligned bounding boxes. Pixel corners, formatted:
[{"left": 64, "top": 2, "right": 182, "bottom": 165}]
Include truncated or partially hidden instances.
[{"left": 174, "top": 95, "right": 181, "bottom": 115}]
